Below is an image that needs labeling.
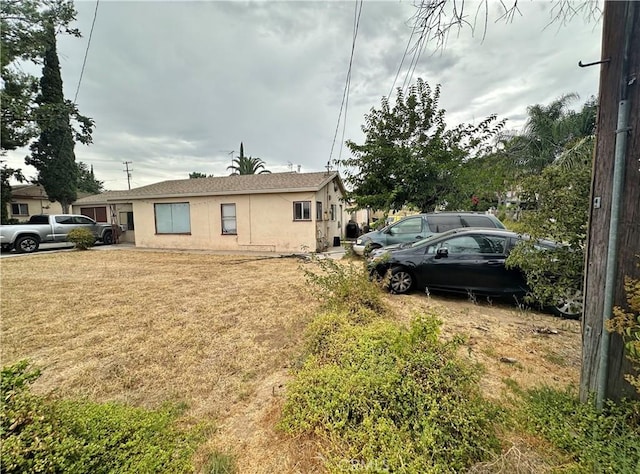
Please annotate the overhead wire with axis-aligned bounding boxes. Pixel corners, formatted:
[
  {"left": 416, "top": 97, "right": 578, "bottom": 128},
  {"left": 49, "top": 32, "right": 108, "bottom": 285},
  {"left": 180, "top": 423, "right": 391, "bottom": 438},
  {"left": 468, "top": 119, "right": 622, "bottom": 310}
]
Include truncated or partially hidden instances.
[
  {"left": 387, "top": 16, "right": 420, "bottom": 99},
  {"left": 337, "top": 0, "right": 364, "bottom": 162},
  {"left": 73, "top": 0, "right": 100, "bottom": 104},
  {"left": 329, "top": 0, "right": 363, "bottom": 166}
]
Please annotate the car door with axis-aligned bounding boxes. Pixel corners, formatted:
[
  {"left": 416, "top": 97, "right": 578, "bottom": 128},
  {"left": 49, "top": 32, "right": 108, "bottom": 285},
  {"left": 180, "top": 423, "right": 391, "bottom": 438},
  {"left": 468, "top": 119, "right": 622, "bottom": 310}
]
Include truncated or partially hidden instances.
[
  {"left": 418, "top": 233, "right": 512, "bottom": 294},
  {"left": 52, "top": 215, "right": 76, "bottom": 241},
  {"left": 383, "top": 216, "right": 426, "bottom": 246},
  {"left": 73, "top": 215, "right": 101, "bottom": 237}
]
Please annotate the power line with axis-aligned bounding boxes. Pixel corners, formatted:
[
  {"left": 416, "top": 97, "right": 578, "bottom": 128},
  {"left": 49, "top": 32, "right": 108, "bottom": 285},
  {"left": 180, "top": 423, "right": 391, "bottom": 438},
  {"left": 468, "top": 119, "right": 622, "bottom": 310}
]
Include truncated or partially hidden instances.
[
  {"left": 329, "top": 0, "right": 363, "bottom": 165},
  {"left": 73, "top": 0, "right": 100, "bottom": 104},
  {"left": 388, "top": 18, "right": 420, "bottom": 99}
]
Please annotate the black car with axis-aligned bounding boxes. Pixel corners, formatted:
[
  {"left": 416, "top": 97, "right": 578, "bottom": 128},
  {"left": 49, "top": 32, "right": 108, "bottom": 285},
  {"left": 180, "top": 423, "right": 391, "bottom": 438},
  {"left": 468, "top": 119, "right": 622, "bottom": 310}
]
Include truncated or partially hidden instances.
[{"left": 368, "top": 228, "right": 582, "bottom": 318}]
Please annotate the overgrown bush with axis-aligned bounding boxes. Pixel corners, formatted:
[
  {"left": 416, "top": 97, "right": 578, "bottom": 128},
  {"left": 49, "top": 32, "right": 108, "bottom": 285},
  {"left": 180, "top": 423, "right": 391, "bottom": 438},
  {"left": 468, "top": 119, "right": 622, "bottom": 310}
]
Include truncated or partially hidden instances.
[
  {"left": 1, "top": 360, "right": 207, "bottom": 473},
  {"left": 302, "top": 256, "right": 387, "bottom": 321},
  {"left": 518, "top": 386, "right": 640, "bottom": 472},
  {"left": 280, "top": 315, "right": 501, "bottom": 472},
  {"left": 67, "top": 227, "right": 96, "bottom": 250},
  {"left": 607, "top": 274, "right": 640, "bottom": 394},
  {"left": 506, "top": 160, "right": 591, "bottom": 311}
]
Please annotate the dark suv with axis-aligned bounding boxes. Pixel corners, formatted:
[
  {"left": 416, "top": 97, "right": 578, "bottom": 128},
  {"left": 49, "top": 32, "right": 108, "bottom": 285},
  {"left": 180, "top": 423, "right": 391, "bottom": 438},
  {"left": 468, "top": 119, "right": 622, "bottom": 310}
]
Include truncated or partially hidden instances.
[{"left": 352, "top": 212, "right": 505, "bottom": 256}]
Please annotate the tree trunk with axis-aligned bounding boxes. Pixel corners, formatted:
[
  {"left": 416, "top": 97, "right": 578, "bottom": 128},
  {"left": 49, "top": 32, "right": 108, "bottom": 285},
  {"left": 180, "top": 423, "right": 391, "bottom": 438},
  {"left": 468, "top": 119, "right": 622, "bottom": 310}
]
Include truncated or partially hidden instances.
[{"left": 580, "top": 0, "right": 640, "bottom": 402}]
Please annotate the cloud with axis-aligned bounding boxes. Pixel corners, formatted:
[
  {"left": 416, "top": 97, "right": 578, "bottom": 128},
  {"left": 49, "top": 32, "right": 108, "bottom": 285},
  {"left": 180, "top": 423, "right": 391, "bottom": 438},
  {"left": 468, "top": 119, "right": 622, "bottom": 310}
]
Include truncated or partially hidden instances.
[{"left": 4, "top": 0, "right": 601, "bottom": 190}]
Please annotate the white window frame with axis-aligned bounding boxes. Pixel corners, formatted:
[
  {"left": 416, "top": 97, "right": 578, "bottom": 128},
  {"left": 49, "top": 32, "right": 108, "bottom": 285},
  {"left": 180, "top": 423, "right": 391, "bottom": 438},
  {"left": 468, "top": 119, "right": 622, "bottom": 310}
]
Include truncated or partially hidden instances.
[
  {"left": 293, "top": 201, "right": 311, "bottom": 221},
  {"left": 154, "top": 203, "right": 191, "bottom": 234},
  {"left": 11, "top": 203, "right": 28, "bottom": 215},
  {"left": 316, "top": 201, "right": 323, "bottom": 221},
  {"left": 221, "top": 203, "right": 237, "bottom": 235}
]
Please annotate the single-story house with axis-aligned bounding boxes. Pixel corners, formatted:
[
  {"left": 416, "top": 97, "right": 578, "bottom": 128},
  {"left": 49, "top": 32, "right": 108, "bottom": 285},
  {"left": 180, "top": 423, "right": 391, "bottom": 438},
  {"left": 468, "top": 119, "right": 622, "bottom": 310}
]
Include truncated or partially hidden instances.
[
  {"left": 5, "top": 184, "right": 65, "bottom": 221},
  {"left": 72, "top": 190, "right": 136, "bottom": 243},
  {"left": 73, "top": 171, "right": 351, "bottom": 253}
]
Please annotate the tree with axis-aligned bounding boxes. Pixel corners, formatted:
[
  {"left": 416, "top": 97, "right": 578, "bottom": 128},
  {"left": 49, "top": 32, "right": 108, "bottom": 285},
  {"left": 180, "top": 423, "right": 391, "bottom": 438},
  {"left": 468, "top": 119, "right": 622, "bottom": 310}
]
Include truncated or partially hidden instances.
[
  {"left": 502, "top": 95, "right": 597, "bottom": 178},
  {"left": 506, "top": 150, "right": 592, "bottom": 312},
  {"left": 406, "top": 0, "right": 638, "bottom": 403},
  {"left": 25, "top": 20, "right": 78, "bottom": 213},
  {"left": 189, "top": 172, "right": 213, "bottom": 179},
  {"left": 227, "top": 142, "right": 271, "bottom": 175},
  {"left": 77, "top": 162, "right": 103, "bottom": 194},
  {"left": 1, "top": 0, "right": 91, "bottom": 152},
  {"left": 1, "top": 162, "right": 25, "bottom": 224},
  {"left": 339, "top": 79, "right": 503, "bottom": 212}
]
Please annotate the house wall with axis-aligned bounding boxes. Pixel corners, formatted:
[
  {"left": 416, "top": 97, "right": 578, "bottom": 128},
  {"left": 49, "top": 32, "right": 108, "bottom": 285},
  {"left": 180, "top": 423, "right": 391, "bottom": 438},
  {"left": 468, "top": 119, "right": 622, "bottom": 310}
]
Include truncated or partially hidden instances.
[
  {"left": 7, "top": 197, "right": 64, "bottom": 221},
  {"left": 131, "top": 179, "right": 347, "bottom": 253},
  {"left": 71, "top": 202, "right": 136, "bottom": 243}
]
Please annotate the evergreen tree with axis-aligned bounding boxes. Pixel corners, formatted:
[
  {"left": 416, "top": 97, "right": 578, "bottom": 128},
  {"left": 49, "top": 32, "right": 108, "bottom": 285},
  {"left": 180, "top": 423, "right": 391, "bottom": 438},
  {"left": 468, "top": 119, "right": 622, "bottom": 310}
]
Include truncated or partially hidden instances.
[
  {"left": 77, "top": 162, "right": 104, "bottom": 194},
  {"left": 26, "top": 20, "right": 78, "bottom": 213}
]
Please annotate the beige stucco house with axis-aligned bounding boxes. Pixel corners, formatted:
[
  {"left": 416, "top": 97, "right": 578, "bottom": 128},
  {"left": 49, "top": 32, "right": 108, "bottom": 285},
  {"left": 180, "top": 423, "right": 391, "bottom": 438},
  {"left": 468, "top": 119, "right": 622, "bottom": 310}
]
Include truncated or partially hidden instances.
[
  {"left": 5, "top": 184, "right": 65, "bottom": 221},
  {"left": 73, "top": 171, "right": 350, "bottom": 253}
]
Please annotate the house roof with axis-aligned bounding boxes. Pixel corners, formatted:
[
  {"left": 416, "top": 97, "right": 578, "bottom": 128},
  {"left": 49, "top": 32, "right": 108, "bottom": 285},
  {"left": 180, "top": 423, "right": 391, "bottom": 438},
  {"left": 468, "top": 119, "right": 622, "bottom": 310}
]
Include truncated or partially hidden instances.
[
  {"left": 11, "top": 184, "right": 49, "bottom": 198},
  {"left": 12, "top": 184, "right": 91, "bottom": 200},
  {"left": 75, "top": 171, "right": 344, "bottom": 203}
]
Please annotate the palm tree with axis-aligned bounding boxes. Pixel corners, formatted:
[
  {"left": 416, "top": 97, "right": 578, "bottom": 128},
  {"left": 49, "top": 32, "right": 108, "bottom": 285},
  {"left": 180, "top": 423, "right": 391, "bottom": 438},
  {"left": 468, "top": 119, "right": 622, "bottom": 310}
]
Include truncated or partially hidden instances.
[
  {"left": 227, "top": 142, "right": 271, "bottom": 175},
  {"left": 503, "top": 95, "right": 597, "bottom": 177}
]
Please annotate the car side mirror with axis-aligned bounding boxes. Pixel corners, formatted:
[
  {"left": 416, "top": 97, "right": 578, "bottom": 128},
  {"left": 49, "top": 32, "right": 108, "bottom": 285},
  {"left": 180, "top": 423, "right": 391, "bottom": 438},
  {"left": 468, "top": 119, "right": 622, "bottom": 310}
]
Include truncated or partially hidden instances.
[{"left": 435, "top": 247, "right": 449, "bottom": 259}]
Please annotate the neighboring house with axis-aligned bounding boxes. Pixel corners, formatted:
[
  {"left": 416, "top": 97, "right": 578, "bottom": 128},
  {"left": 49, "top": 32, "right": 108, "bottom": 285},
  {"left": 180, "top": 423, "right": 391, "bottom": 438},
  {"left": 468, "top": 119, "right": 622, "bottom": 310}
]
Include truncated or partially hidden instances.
[
  {"left": 73, "top": 171, "right": 349, "bottom": 253},
  {"left": 72, "top": 191, "right": 136, "bottom": 243},
  {"left": 5, "top": 184, "right": 65, "bottom": 221}
]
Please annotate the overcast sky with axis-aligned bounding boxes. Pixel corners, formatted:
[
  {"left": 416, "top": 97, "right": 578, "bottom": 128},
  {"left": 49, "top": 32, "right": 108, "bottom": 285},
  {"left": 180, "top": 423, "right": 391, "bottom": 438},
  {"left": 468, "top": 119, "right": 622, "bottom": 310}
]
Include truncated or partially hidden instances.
[{"left": 5, "top": 0, "right": 603, "bottom": 190}]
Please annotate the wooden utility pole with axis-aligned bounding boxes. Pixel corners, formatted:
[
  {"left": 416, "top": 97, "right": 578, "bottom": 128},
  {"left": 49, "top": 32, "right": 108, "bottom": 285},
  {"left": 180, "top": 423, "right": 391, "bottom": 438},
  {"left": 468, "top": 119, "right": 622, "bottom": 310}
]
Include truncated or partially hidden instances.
[{"left": 580, "top": 1, "right": 639, "bottom": 403}]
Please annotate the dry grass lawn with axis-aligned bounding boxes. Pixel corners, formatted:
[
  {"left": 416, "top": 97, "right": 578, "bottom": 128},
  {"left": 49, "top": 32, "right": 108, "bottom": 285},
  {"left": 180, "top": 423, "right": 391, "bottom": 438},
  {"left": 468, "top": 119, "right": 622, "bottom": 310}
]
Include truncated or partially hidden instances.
[{"left": 0, "top": 249, "right": 581, "bottom": 473}]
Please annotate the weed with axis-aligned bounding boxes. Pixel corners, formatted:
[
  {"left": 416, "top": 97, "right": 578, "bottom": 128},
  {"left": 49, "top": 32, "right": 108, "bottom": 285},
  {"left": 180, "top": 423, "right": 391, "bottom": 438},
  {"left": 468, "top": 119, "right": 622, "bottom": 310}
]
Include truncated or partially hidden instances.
[
  {"left": 541, "top": 349, "right": 566, "bottom": 367},
  {"left": 280, "top": 315, "right": 501, "bottom": 472},
  {"left": 202, "top": 452, "right": 235, "bottom": 474},
  {"left": 302, "top": 256, "right": 387, "bottom": 320},
  {"left": 517, "top": 386, "right": 640, "bottom": 472},
  {"left": 1, "top": 360, "right": 208, "bottom": 474}
]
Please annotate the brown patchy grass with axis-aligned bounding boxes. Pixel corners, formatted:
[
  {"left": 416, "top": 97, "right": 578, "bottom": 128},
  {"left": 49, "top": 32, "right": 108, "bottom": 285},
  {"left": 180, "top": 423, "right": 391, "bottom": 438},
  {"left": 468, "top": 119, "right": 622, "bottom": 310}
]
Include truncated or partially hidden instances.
[{"left": 1, "top": 249, "right": 581, "bottom": 473}]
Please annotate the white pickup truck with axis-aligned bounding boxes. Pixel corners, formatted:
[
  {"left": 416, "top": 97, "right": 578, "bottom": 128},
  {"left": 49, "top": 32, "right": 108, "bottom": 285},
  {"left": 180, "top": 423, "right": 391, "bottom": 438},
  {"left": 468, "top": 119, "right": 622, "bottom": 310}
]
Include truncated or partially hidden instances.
[{"left": 0, "top": 214, "right": 121, "bottom": 253}]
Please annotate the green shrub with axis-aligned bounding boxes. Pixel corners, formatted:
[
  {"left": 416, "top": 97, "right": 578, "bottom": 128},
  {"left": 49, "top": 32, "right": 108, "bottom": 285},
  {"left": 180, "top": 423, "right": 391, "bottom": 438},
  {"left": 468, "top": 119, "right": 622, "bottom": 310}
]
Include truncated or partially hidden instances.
[
  {"left": 607, "top": 274, "right": 640, "bottom": 394},
  {"left": 1, "top": 360, "right": 206, "bottom": 473},
  {"left": 67, "top": 227, "right": 96, "bottom": 250},
  {"left": 280, "top": 314, "right": 501, "bottom": 472},
  {"left": 518, "top": 386, "right": 640, "bottom": 473},
  {"left": 302, "top": 256, "right": 387, "bottom": 321}
]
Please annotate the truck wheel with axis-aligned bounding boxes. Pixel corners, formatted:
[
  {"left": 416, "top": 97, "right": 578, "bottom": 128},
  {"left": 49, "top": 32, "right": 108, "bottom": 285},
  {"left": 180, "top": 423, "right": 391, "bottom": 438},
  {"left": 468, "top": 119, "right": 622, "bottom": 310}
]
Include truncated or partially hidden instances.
[
  {"left": 102, "top": 231, "right": 113, "bottom": 245},
  {"left": 15, "top": 236, "right": 40, "bottom": 254}
]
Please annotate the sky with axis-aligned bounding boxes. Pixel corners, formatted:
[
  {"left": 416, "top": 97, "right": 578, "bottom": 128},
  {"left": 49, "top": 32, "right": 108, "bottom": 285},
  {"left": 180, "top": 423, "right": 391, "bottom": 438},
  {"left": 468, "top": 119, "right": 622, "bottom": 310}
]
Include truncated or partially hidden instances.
[{"left": 4, "top": 0, "right": 603, "bottom": 190}]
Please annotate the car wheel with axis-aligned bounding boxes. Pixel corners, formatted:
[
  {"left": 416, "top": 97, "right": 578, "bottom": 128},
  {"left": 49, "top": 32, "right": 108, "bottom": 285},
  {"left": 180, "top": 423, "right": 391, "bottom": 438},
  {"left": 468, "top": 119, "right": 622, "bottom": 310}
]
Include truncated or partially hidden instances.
[
  {"left": 388, "top": 266, "right": 414, "bottom": 294},
  {"left": 551, "top": 289, "right": 583, "bottom": 319},
  {"left": 103, "top": 231, "right": 113, "bottom": 245},
  {"left": 15, "top": 235, "right": 39, "bottom": 254}
]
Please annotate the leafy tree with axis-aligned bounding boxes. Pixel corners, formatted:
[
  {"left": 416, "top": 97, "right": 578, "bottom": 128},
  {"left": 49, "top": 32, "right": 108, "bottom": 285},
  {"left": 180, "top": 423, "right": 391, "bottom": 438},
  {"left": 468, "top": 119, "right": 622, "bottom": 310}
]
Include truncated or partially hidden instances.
[
  {"left": 189, "top": 172, "right": 213, "bottom": 179},
  {"left": 227, "top": 142, "right": 271, "bottom": 175},
  {"left": 77, "top": 162, "right": 103, "bottom": 194},
  {"left": 1, "top": 162, "right": 25, "bottom": 224},
  {"left": 1, "top": 0, "right": 92, "bottom": 152},
  {"left": 506, "top": 138, "right": 593, "bottom": 312},
  {"left": 26, "top": 20, "right": 78, "bottom": 213},
  {"left": 340, "top": 79, "right": 504, "bottom": 212}
]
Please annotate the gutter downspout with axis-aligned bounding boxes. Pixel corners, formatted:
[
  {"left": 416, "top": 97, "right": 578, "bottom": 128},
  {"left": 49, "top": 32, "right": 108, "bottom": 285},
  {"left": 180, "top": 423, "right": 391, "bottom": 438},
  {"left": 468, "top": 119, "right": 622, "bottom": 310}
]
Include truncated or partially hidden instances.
[{"left": 596, "top": 0, "right": 636, "bottom": 409}]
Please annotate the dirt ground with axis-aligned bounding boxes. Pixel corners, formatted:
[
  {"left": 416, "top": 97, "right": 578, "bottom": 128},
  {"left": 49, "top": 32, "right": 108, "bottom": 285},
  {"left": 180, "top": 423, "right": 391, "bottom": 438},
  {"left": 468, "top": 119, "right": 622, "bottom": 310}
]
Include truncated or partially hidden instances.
[{"left": 0, "top": 250, "right": 581, "bottom": 473}]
